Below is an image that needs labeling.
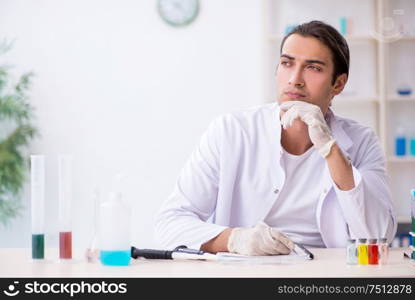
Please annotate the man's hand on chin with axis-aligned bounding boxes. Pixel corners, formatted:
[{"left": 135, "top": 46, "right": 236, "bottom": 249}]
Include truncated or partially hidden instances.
[{"left": 279, "top": 100, "right": 335, "bottom": 158}]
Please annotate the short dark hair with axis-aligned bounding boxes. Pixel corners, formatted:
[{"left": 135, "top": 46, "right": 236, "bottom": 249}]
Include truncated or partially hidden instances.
[{"left": 280, "top": 20, "right": 350, "bottom": 85}]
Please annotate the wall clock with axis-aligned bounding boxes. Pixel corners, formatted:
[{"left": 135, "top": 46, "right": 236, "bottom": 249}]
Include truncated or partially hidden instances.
[{"left": 158, "top": 0, "right": 200, "bottom": 27}]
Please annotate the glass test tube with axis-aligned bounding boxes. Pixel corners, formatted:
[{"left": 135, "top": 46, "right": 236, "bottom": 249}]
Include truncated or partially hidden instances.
[
  {"left": 409, "top": 130, "right": 415, "bottom": 156},
  {"left": 86, "top": 187, "right": 100, "bottom": 262},
  {"left": 411, "top": 189, "right": 415, "bottom": 233},
  {"left": 368, "top": 238, "right": 379, "bottom": 265},
  {"left": 346, "top": 239, "right": 357, "bottom": 265},
  {"left": 357, "top": 238, "right": 368, "bottom": 265},
  {"left": 395, "top": 127, "right": 406, "bottom": 156},
  {"left": 31, "top": 155, "right": 45, "bottom": 260},
  {"left": 58, "top": 155, "right": 73, "bottom": 259},
  {"left": 378, "top": 238, "right": 389, "bottom": 265},
  {"left": 409, "top": 232, "right": 415, "bottom": 262}
]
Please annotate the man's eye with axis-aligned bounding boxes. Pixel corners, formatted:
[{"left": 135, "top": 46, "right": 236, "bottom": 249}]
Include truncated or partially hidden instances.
[
  {"left": 280, "top": 61, "right": 290, "bottom": 66},
  {"left": 307, "top": 65, "right": 322, "bottom": 71}
]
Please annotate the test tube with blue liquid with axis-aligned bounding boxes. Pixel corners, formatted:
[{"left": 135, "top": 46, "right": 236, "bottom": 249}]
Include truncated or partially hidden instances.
[
  {"left": 409, "top": 129, "right": 415, "bottom": 156},
  {"left": 58, "top": 155, "right": 73, "bottom": 260},
  {"left": 31, "top": 155, "right": 45, "bottom": 260},
  {"left": 339, "top": 17, "right": 348, "bottom": 35},
  {"left": 395, "top": 127, "right": 406, "bottom": 156}
]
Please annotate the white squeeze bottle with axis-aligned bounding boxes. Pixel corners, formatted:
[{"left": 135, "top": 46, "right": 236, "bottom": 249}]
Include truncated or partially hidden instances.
[{"left": 99, "top": 176, "right": 131, "bottom": 266}]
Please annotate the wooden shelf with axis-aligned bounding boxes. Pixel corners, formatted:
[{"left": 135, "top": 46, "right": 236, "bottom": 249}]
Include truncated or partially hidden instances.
[
  {"left": 395, "top": 36, "right": 415, "bottom": 42},
  {"left": 388, "top": 156, "right": 415, "bottom": 163},
  {"left": 335, "top": 97, "right": 378, "bottom": 103},
  {"left": 269, "top": 35, "right": 376, "bottom": 43},
  {"left": 267, "top": 34, "right": 415, "bottom": 43},
  {"left": 387, "top": 96, "right": 415, "bottom": 102},
  {"left": 344, "top": 35, "right": 377, "bottom": 42},
  {"left": 397, "top": 216, "right": 411, "bottom": 224}
]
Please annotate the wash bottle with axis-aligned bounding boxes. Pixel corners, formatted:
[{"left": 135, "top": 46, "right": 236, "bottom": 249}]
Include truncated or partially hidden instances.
[{"left": 99, "top": 181, "right": 131, "bottom": 266}]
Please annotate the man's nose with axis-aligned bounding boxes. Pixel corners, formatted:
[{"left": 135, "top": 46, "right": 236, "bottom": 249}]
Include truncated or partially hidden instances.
[{"left": 288, "top": 68, "right": 305, "bottom": 87}]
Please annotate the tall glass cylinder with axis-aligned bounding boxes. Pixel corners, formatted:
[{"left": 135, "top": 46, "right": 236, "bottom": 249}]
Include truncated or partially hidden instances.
[
  {"left": 411, "top": 189, "right": 415, "bottom": 233},
  {"left": 58, "top": 155, "right": 73, "bottom": 259},
  {"left": 31, "top": 155, "right": 45, "bottom": 260}
]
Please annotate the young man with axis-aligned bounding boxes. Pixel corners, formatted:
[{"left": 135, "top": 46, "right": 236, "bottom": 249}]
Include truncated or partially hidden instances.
[{"left": 155, "top": 21, "right": 397, "bottom": 255}]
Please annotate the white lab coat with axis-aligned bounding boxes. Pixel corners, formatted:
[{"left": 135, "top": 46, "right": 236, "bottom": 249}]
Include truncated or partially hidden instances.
[{"left": 155, "top": 103, "right": 397, "bottom": 250}]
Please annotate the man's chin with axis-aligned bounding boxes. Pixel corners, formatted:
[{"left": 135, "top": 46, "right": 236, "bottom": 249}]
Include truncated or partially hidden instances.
[{"left": 278, "top": 98, "right": 308, "bottom": 104}]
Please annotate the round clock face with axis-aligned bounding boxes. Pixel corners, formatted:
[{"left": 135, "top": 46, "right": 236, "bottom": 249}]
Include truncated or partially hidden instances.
[{"left": 158, "top": 0, "right": 200, "bottom": 27}]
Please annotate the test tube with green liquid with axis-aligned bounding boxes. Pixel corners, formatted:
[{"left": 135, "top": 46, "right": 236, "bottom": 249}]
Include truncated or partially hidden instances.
[{"left": 31, "top": 155, "right": 45, "bottom": 260}]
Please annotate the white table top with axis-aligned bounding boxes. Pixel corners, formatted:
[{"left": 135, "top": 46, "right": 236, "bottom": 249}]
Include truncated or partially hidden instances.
[{"left": 1, "top": 248, "right": 414, "bottom": 278}]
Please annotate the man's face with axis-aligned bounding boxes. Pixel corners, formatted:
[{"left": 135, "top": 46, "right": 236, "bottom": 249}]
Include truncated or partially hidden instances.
[{"left": 276, "top": 34, "right": 345, "bottom": 115}]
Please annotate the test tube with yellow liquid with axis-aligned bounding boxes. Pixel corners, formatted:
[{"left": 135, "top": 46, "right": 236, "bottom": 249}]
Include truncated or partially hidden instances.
[{"left": 357, "top": 238, "right": 368, "bottom": 265}]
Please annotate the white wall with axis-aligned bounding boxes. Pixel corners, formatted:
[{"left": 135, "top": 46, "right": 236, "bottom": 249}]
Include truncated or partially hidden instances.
[{"left": 0, "top": 0, "right": 265, "bottom": 249}]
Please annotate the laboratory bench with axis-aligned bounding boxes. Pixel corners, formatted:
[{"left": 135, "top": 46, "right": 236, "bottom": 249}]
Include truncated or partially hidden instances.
[{"left": 0, "top": 248, "right": 414, "bottom": 278}]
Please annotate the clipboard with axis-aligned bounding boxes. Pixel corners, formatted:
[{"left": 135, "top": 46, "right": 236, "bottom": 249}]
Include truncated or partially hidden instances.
[{"left": 215, "top": 243, "right": 314, "bottom": 263}]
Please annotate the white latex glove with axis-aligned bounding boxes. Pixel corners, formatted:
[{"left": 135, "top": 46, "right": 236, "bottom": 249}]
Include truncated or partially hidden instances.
[
  {"left": 227, "top": 222, "right": 295, "bottom": 256},
  {"left": 279, "top": 101, "right": 336, "bottom": 158}
]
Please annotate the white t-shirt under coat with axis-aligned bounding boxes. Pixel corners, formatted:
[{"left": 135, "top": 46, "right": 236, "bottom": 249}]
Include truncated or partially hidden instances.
[{"left": 265, "top": 145, "right": 326, "bottom": 248}]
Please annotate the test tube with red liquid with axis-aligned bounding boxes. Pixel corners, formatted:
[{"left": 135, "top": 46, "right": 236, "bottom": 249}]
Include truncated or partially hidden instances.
[
  {"left": 58, "top": 155, "right": 73, "bottom": 260},
  {"left": 368, "top": 238, "right": 379, "bottom": 265}
]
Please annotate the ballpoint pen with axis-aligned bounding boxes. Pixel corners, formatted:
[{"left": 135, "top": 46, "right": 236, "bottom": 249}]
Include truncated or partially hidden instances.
[
  {"left": 293, "top": 243, "right": 314, "bottom": 260},
  {"left": 131, "top": 245, "right": 218, "bottom": 261}
]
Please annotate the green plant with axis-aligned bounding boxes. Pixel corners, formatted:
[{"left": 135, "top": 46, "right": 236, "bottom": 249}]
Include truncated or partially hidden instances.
[{"left": 0, "top": 40, "right": 38, "bottom": 225}]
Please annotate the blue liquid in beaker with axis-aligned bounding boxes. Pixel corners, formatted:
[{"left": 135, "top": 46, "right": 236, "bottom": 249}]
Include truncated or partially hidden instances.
[
  {"left": 397, "top": 88, "right": 412, "bottom": 96},
  {"left": 100, "top": 250, "right": 131, "bottom": 266}
]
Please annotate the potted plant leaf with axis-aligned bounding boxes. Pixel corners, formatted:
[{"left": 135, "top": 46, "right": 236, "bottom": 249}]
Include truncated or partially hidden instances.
[{"left": 0, "top": 39, "right": 38, "bottom": 225}]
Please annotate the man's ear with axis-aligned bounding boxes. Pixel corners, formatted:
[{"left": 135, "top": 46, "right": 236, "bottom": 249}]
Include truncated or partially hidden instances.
[{"left": 331, "top": 73, "right": 348, "bottom": 96}]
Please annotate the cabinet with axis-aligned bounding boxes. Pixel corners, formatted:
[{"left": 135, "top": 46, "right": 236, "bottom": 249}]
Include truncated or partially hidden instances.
[{"left": 263, "top": 0, "right": 415, "bottom": 224}]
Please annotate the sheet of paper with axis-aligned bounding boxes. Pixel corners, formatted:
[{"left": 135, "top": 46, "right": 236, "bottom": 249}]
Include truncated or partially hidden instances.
[{"left": 215, "top": 251, "right": 311, "bottom": 264}]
